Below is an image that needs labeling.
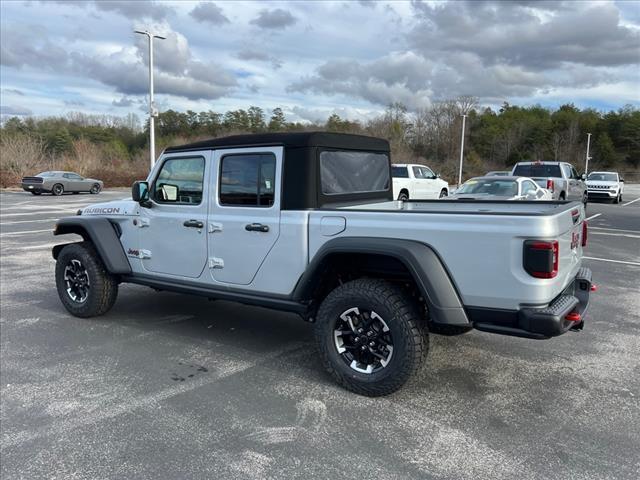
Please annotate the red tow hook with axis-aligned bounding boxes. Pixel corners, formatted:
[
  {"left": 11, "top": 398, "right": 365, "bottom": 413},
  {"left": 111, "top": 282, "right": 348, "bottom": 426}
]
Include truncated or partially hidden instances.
[
  {"left": 565, "top": 312, "right": 582, "bottom": 322},
  {"left": 590, "top": 284, "right": 598, "bottom": 292}
]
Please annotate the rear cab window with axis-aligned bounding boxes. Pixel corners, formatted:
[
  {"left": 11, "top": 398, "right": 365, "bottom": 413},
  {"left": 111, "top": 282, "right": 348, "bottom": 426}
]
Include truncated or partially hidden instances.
[
  {"left": 391, "top": 166, "right": 409, "bottom": 178},
  {"left": 320, "top": 150, "right": 390, "bottom": 195},
  {"left": 513, "top": 164, "right": 562, "bottom": 178}
]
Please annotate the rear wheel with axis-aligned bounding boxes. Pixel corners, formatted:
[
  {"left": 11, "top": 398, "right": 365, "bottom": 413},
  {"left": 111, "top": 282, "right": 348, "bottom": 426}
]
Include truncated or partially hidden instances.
[
  {"left": 314, "top": 278, "right": 428, "bottom": 396},
  {"left": 559, "top": 192, "right": 566, "bottom": 201},
  {"left": 90, "top": 184, "right": 101, "bottom": 194},
  {"left": 55, "top": 242, "right": 118, "bottom": 318},
  {"left": 30, "top": 191, "right": 41, "bottom": 196},
  {"left": 439, "top": 189, "right": 448, "bottom": 199},
  {"left": 52, "top": 183, "right": 64, "bottom": 196}
]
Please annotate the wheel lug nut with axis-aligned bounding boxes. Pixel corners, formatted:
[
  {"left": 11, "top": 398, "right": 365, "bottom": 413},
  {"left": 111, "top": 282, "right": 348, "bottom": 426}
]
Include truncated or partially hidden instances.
[{"left": 369, "top": 341, "right": 375, "bottom": 347}]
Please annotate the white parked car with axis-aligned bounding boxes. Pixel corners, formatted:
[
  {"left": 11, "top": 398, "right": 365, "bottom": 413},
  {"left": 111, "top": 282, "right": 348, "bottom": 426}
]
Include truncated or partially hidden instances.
[
  {"left": 450, "top": 176, "right": 553, "bottom": 201},
  {"left": 392, "top": 164, "right": 449, "bottom": 200},
  {"left": 586, "top": 171, "right": 625, "bottom": 203}
]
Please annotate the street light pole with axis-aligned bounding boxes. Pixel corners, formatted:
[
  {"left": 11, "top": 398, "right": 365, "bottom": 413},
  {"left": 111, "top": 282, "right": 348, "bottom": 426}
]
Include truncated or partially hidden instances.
[
  {"left": 457, "top": 114, "right": 467, "bottom": 187},
  {"left": 135, "top": 30, "right": 165, "bottom": 170},
  {"left": 585, "top": 132, "right": 592, "bottom": 175}
]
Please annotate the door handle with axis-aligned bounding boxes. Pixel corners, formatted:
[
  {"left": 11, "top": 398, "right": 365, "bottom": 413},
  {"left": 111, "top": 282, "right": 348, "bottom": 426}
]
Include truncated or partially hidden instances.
[
  {"left": 183, "top": 219, "right": 203, "bottom": 228},
  {"left": 245, "top": 223, "right": 269, "bottom": 232}
]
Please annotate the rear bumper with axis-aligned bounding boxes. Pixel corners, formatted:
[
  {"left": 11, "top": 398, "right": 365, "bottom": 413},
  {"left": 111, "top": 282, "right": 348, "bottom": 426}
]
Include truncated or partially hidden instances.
[
  {"left": 21, "top": 183, "right": 45, "bottom": 191},
  {"left": 470, "top": 267, "right": 593, "bottom": 339}
]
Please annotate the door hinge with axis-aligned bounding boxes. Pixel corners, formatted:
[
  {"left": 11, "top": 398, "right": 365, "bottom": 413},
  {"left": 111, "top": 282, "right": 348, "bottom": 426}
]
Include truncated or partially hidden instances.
[
  {"left": 208, "top": 257, "right": 224, "bottom": 269},
  {"left": 208, "top": 222, "right": 223, "bottom": 233}
]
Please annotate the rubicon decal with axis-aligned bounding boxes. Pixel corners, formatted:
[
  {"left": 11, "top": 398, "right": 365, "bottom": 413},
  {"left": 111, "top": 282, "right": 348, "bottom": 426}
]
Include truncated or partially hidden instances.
[{"left": 84, "top": 207, "right": 121, "bottom": 215}]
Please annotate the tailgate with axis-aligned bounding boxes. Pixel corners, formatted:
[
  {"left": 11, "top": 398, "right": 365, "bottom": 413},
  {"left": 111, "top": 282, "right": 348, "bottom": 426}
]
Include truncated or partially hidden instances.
[{"left": 557, "top": 206, "right": 585, "bottom": 287}]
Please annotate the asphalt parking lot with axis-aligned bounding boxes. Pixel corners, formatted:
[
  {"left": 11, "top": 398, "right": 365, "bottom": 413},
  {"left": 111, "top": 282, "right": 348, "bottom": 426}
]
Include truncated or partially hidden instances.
[{"left": 1, "top": 188, "right": 639, "bottom": 480}]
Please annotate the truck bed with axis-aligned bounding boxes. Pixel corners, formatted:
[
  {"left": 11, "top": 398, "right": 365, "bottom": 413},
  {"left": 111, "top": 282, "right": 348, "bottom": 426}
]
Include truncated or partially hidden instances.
[
  {"left": 340, "top": 199, "right": 575, "bottom": 215},
  {"left": 309, "top": 199, "right": 585, "bottom": 311}
]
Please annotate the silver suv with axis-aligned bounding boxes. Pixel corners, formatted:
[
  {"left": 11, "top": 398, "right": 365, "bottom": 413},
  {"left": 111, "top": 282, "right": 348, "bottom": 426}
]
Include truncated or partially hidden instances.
[{"left": 511, "top": 161, "right": 587, "bottom": 204}]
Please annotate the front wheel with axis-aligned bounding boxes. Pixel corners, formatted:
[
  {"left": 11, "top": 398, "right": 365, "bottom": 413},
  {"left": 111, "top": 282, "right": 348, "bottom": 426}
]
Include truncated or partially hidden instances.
[
  {"left": 55, "top": 242, "right": 118, "bottom": 318},
  {"left": 90, "top": 184, "right": 101, "bottom": 194},
  {"left": 52, "top": 183, "right": 64, "bottom": 196},
  {"left": 314, "top": 279, "right": 428, "bottom": 396},
  {"left": 398, "top": 192, "right": 409, "bottom": 201},
  {"left": 439, "top": 189, "right": 448, "bottom": 199},
  {"left": 30, "top": 191, "right": 41, "bottom": 196}
]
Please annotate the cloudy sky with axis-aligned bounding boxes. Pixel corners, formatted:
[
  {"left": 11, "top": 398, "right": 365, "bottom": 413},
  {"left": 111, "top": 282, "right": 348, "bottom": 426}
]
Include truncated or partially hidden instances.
[{"left": 1, "top": 0, "right": 639, "bottom": 123}]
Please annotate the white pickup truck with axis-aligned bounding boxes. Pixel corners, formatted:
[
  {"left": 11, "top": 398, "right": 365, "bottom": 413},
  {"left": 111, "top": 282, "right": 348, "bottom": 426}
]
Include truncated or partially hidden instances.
[
  {"left": 392, "top": 163, "right": 449, "bottom": 200},
  {"left": 52, "top": 132, "right": 593, "bottom": 396}
]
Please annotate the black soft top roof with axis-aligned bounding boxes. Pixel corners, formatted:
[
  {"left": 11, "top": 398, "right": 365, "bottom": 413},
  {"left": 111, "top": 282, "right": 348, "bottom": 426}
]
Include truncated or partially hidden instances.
[{"left": 164, "top": 131, "right": 389, "bottom": 153}]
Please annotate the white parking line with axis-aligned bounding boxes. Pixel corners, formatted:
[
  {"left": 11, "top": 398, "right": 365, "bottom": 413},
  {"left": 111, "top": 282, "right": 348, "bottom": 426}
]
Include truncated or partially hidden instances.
[
  {"left": 0, "top": 229, "right": 52, "bottom": 237},
  {"left": 0, "top": 218, "right": 59, "bottom": 225},
  {"left": 591, "top": 227, "right": 640, "bottom": 234},
  {"left": 0, "top": 210, "right": 76, "bottom": 218},
  {"left": 585, "top": 213, "right": 602, "bottom": 221},
  {"left": 583, "top": 256, "right": 640, "bottom": 266},
  {"left": 622, "top": 197, "right": 640, "bottom": 206},
  {"left": 590, "top": 231, "right": 640, "bottom": 239},
  {"left": 5, "top": 242, "right": 67, "bottom": 251}
]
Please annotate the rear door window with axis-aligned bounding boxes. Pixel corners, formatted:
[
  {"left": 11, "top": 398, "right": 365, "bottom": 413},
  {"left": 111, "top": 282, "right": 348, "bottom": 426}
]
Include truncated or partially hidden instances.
[{"left": 219, "top": 153, "right": 276, "bottom": 207}]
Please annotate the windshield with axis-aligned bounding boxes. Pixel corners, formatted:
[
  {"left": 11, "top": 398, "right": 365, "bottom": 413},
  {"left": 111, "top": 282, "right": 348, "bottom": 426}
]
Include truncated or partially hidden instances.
[
  {"left": 36, "top": 171, "right": 56, "bottom": 177},
  {"left": 512, "top": 164, "right": 561, "bottom": 178},
  {"left": 456, "top": 178, "right": 518, "bottom": 196},
  {"left": 588, "top": 173, "right": 617, "bottom": 182}
]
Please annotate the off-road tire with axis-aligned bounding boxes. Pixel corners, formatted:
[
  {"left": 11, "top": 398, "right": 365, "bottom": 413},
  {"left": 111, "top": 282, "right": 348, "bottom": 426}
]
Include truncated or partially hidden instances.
[
  {"left": 614, "top": 193, "right": 620, "bottom": 204},
  {"left": 55, "top": 242, "right": 118, "bottom": 318},
  {"left": 429, "top": 323, "right": 473, "bottom": 336},
  {"left": 559, "top": 192, "right": 566, "bottom": 201},
  {"left": 314, "top": 279, "right": 428, "bottom": 396},
  {"left": 52, "top": 183, "right": 64, "bottom": 196}
]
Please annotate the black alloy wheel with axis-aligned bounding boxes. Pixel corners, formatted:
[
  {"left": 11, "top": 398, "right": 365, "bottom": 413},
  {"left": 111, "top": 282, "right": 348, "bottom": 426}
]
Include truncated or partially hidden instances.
[{"left": 333, "top": 307, "right": 394, "bottom": 374}]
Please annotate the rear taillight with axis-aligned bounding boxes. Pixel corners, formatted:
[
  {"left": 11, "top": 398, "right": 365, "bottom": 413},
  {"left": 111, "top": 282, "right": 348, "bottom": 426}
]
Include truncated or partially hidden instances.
[
  {"left": 523, "top": 240, "right": 559, "bottom": 279},
  {"left": 546, "top": 179, "right": 554, "bottom": 192},
  {"left": 582, "top": 221, "right": 588, "bottom": 247}
]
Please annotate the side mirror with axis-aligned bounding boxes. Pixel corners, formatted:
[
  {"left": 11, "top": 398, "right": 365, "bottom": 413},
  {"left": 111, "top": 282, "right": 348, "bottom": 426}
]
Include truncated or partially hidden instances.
[
  {"left": 581, "top": 173, "right": 587, "bottom": 180},
  {"left": 620, "top": 177, "right": 625, "bottom": 182},
  {"left": 132, "top": 181, "right": 150, "bottom": 206},
  {"left": 436, "top": 173, "right": 441, "bottom": 179}
]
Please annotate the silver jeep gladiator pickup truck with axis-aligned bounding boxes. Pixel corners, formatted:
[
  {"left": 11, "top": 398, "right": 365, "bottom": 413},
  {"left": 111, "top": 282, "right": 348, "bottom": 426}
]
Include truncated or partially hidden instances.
[{"left": 52, "top": 132, "right": 593, "bottom": 396}]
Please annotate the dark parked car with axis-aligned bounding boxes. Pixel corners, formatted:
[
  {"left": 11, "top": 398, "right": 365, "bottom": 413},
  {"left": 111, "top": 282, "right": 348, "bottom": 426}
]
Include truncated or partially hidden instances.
[{"left": 21, "top": 171, "right": 103, "bottom": 196}]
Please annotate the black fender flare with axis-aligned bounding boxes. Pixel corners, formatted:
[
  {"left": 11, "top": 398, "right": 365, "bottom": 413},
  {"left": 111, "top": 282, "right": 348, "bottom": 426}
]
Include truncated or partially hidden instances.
[
  {"left": 293, "top": 237, "right": 470, "bottom": 326},
  {"left": 52, "top": 216, "right": 132, "bottom": 274}
]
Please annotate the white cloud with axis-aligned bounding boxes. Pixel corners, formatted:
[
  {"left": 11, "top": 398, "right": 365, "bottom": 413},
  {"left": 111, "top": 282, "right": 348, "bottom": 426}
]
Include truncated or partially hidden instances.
[{"left": 0, "top": 0, "right": 637, "bottom": 120}]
